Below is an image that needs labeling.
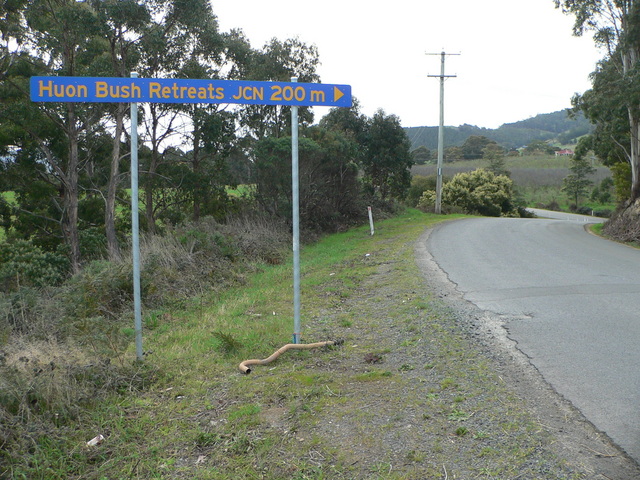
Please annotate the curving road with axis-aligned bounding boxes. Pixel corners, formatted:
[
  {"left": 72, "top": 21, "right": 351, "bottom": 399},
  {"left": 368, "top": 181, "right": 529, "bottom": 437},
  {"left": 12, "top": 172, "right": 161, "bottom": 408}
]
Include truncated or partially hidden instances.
[{"left": 426, "top": 213, "right": 640, "bottom": 462}]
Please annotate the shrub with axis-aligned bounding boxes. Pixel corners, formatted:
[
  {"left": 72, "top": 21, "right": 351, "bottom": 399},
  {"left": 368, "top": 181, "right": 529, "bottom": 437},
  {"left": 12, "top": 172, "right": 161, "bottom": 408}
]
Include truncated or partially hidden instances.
[
  {"left": 407, "top": 175, "right": 437, "bottom": 207},
  {"left": 610, "top": 162, "right": 631, "bottom": 204},
  {"left": 0, "top": 240, "right": 68, "bottom": 292},
  {"left": 417, "top": 189, "right": 436, "bottom": 211},
  {"left": 79, "top": 226, "right": 108, "bottom": 261},
  {"left": 416, "top": 190, "right": 465, "bottom": 215},
  {"left": 441, "top": 169, "right": 517, "bottom": 217}
]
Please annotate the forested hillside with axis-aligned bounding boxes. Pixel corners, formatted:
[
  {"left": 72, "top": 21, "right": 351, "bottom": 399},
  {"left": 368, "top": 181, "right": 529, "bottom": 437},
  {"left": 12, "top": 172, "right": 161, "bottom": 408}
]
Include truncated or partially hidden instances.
[{"left": 405, "top": 109, "right": 592, "bottom": 151}]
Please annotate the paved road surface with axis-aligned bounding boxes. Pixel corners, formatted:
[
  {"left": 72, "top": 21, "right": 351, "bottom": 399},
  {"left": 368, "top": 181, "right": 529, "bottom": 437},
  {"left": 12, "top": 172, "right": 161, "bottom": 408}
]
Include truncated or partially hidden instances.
[
  {"left": 527, "top": 207, "right": 607, "bottom": 224},
  {"left": 427, "top": 215, "right": 640, "bottom": 462}
]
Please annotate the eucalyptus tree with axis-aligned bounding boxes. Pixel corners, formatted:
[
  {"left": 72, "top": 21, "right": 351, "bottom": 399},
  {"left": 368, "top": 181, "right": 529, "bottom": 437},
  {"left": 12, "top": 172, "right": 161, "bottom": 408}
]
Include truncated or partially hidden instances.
[
  {"left": 0, "top": 0, "right": 107, "bottom": 273},
  {"left": 461, "top": 135, "right": 497, "bottom": 160},
  {"left": 321, "top": 102, "right": 414, "bottom": 202},
  {"left": 320, "top": 98, "right": 368, "bottom": 146},
  {"left": 252, "top": 126, "right": 361, "bottom": 232},
  {"left": 87, "top": 0, "right": 149, "bottom": 259},
  {"left": 173, "top": 5, "right": 233, "bottom": 222},
  {"left": 239, "top": 37, "right": 320, "bottom": 139},
  {"left": 556, "top": 0, "right": 640, "bottom": 201},
  {"left": 136, "top": 0, "right": 221, "bottom": 229},
  {"left": 0, "top": 0, "right": 28, "bottom": 76},
  {"left": 361, "top": 109, "right": 414, "bottom": 200},
  {"left": 137, "top": 3, "right": 254, "bottom": 226}
]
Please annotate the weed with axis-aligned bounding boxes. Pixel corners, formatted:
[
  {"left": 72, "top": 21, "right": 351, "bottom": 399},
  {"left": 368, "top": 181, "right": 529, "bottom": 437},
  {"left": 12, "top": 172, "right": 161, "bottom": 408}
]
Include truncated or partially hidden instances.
[
  {"left": 211, "top": 330, "right": 243, "bottom": 355},
  {"left": 440, "top": 377, "right": 458, "bottom": 390},
  {"left": 228, "top": 404, "right": 261, "bottom": 422},
  {"left": 354, "top": 370, "right": 393, "bottom": 382},
  {"left": 448, "top": 409, "right": 470, "bottom": 421},
  {"left": 406, "top": 449, "right": 426, "bottom": 462},
  {"left": 195, "top": 431, "right": 221, "bottom": 448}
]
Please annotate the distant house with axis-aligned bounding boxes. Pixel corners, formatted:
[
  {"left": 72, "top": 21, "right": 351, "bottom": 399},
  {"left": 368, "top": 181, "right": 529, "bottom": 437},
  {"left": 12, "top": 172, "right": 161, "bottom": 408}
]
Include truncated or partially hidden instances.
[{"left": 555, "top": 149, "right": 574, "bottom": 157}]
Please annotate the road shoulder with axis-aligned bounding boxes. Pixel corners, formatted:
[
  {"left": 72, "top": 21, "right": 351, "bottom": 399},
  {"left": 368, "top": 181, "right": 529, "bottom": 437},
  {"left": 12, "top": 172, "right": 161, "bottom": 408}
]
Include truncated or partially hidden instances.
[{"left": 416, "top": 222, "right": 640, "bottom": 479}]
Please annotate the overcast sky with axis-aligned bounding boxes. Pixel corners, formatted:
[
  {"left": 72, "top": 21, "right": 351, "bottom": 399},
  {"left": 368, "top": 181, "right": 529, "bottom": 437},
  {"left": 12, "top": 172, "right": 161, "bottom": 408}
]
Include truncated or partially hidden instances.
[{"left": 212, "top": 0, "right": 603, "bottom": 129}]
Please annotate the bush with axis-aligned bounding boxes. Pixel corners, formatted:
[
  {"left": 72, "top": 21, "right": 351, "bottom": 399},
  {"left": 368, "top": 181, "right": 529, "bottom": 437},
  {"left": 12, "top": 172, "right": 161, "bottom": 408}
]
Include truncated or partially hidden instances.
[
  {"left": 610, "top": 162, "right": 631, "bottom": 204},
  {"left": 407, "top": 175, "right": 437, "bottom": 207},
  {"left": 417, "top": 189, "right": 436, "bottom": 211},
  {"left": 0, "top": 240, "right": 69, "bottom": 292},
  {"left": 435, "top": 169, "right": 518, "bottom": 217},
  {"left": 416, "top": 190, "right": 465, "bottom": 215},
  {"left": 79, "top": 226, "right": 108, "bottom": 261}
]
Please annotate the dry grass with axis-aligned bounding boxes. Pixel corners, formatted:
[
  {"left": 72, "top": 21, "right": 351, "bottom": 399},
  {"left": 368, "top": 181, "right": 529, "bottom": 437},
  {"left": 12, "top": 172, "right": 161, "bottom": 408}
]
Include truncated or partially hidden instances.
[{"left": 0, "top": 212, "right": 291, "bottom": 477}]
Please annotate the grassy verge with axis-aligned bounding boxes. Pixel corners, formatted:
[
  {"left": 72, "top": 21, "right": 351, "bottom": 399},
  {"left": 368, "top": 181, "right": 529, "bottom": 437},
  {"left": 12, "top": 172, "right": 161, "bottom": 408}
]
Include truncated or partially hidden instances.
[{"left": 5, "top": 210, "right": 591, "bottom": 479}]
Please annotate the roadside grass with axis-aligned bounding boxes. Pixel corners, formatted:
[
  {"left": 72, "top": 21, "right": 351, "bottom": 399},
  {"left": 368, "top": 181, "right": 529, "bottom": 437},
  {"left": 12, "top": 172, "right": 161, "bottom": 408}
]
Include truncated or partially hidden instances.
[{"left": 4, "top": 209, "right": 590, "bottom": 479}]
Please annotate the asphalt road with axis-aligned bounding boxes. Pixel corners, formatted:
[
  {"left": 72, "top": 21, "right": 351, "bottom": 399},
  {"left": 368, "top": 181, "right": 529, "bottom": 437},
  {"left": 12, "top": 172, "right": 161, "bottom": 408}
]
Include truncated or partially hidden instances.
[{"left": 426, "top": 214, "right": 640, "bottom": 462}]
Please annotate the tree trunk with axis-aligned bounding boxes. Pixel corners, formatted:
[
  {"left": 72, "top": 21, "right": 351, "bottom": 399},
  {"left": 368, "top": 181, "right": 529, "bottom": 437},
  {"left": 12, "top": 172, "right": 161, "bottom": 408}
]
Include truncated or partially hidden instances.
[
  {"left": 145, "top": 105, "right": 159, "bottom": 234},
  {"left": 145, "top": 160, "right": 156, "bottom": 235},
  {"left": 66, "top": 105, "right": 82, "bottom": 274},
  {"left": 106, "top": 102, "right": 125, "bottom": 261},
  {"left": 192, "top": 109, "right": 202, "bottom": 221},
  {"left": 193, "top": 149, "right": 201, "bottom": 221},
  {"left": 622, "top": 44, "right": 640, "bottom": 202}
]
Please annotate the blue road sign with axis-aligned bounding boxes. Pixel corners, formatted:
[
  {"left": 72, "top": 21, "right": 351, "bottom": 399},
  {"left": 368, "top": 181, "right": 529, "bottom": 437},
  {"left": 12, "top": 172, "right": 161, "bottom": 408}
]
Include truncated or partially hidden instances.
[{"left": 30, "top": 76, "right": 352, "bottom": 107}]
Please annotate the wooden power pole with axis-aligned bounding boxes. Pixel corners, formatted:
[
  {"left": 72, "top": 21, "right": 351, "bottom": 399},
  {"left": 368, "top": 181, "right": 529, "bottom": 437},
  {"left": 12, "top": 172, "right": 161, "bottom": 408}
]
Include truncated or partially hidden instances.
[{"left": 427, "top": 51, "right": 459, "bottom": 214}]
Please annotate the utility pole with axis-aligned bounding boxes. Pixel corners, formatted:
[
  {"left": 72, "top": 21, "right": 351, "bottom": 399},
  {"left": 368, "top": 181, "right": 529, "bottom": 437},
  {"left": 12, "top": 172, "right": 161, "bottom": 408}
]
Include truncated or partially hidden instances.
[{"left": 427, "top": 51, "right": 458, "bottom": 214}]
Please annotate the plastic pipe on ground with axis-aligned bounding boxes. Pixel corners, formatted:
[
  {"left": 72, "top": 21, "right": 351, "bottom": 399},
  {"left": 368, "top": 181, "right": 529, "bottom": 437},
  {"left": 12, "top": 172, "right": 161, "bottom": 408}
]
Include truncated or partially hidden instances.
[{"left": 239, "top": 340, "right": 343, "bottom": 374}]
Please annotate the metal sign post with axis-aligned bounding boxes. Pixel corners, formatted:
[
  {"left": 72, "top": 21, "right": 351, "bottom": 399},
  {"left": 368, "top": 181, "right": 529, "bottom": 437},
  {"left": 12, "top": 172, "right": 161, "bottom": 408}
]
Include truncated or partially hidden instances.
[
  {"left": 291, "top": 77, "right": 301, "bottom": 344},
  {"left": 129, "top": 72, "right": 143, "bottom": 360}
]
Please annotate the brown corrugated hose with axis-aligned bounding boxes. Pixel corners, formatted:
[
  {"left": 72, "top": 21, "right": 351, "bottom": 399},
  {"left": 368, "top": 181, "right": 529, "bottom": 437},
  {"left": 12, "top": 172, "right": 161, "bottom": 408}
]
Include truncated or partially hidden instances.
[{"left": 239, "top": 339, "right": 343, "bottom": 374}]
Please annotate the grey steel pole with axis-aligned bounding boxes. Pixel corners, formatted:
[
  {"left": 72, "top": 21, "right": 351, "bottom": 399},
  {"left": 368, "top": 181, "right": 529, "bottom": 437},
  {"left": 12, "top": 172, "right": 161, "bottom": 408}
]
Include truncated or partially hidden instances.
[
  {"left": 130, "top": 72, "right": 143, "bottom": 360},
  {"left": 291, "top": 77, "right": 301, "bottom": 344},
  {"left": 435, "top": 52, "right": 445, "bottom": 214}
]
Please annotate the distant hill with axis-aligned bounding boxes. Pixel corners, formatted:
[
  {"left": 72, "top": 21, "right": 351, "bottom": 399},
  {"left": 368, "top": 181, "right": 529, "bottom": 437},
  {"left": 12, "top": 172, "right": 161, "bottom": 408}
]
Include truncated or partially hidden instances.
[{"left": 405, "top": 110, "right": 593, "bottom": 151}]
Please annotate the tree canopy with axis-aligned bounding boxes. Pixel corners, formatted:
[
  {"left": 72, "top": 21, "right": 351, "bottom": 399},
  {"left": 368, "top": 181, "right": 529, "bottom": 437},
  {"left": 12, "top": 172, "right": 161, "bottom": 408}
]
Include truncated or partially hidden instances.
[
  {"left": 557, "top": 0, "right": 640, "bottom": 201},
  {"left": 1, "top": 4, "right": 414, "bottom": 279}
]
